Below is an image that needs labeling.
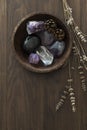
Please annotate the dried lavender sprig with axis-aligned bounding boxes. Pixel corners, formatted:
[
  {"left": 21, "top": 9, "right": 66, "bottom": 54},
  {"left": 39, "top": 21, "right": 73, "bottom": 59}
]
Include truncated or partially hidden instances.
[
  {"left": 67, "top": 86, "right": 76, "bottom": 112},
  {"left": 71, "top": 25, "right": 87, "bottom": 57},
  {"left": 62, "top": 0, "right": 87, "bottom": 54},
  {"left": 67, "top": 60, "right": 76, "bottom": 112},
  {"left": 62, "top": 0, "right": 75, "bottom": 26},
  {"left": 74, "top": 26, "right": 87, "bottom": 43},
  {"left": 78, "top": 65, "right": 87, "bottom": 92},
  {"left": 62, "top": 0, "right": 87, "bottom": 66},
  {"left": 72, "top": 43, "right": 87, "bottom": 92},
  {"left": 73, "top": 40, "right": 87, "bottom": 70},
  {"left": 63, "top": 0, "right": 87, "bottom": 69},
  {"left": 56, "top": 87, "right": 68, "bottom": 111},
  {"left": 56, "top": 59, "right": 76, "bottom": 112},
  {"left": 62, "top": 0, "right": 87, "bottom": 43}
]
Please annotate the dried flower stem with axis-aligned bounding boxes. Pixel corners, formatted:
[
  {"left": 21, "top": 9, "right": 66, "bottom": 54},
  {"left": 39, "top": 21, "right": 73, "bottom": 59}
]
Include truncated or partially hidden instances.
[
  {"left": 71, "top": 25, "right": 86, "bottom": 56},
  {"left": 67, "top": 60, "right": 76, "bottom": 112},
  {"left": 73, "top": 40, "right": 87, "bottom": 70},
  {"left": 78, "top": 65, "right": 87, "bottom": 92},
  {"left": 56, "top": 0, "right": 87, "bottom": 113},
  {"left": 56, "top": 60, "right": 76, "bottom": 112},
  {"left": 62, "top": 0, "right": 87, "bottom": 70},
  {"left": 62, "top": 0, "right": 87, "bottom": 43},
  {"left": 56, "top": 87, "right": 68, "bottom": 111},
  {"left": 72, "top": 41, "right": 87, "bottom": 92}
]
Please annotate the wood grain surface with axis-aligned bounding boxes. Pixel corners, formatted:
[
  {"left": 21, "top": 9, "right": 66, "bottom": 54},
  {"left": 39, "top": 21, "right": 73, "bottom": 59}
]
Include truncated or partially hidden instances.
[{"left": 0, "top": 0, "right": 87, "bottom": 130}]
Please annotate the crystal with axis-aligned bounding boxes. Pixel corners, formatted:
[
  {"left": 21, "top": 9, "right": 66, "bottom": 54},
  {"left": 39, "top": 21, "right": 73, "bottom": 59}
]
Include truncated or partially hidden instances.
[
  {"left": 28, "top": 53, "right": 40, "bottom": 64},
  {"left": 49, "top": 41, "right": 65, "bottom": 57},
  {"left": 37, "top": 31, "right": 55, "bottom": 46},
  {"left": 23, "top": 35, "right": 41, "bottom": 54},
  {"left": 27, "top": 21, "right": 44, "bottom": 34},
  {"left": 36, "top": 46, "right": 54, "bottom": 66}
]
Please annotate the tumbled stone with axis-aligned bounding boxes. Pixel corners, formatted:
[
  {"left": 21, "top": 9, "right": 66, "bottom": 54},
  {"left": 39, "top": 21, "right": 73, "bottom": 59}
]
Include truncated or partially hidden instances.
[
  {"left": 28, "top": 53, "right": 40, "bottom": 64},
  {"left": 37, "top": 31, "right": 55, "bottom": 46},
  {"left": 27, "top": 21, "right": 44, "bottom": 34},
  {"left": 36, "top": 46, "right": 54, "bottom": 66},
  {"left": 23, "top": 35, "right": 41, "bottom": 54},
  {"left": 49, "top": 41, "right": 65, "bottom": 57}
]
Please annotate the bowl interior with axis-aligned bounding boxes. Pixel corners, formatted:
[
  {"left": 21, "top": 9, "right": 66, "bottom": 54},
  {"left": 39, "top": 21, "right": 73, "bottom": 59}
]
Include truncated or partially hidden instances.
[{"left": 13, "top": 13, "right": 71, "bottom": 73}]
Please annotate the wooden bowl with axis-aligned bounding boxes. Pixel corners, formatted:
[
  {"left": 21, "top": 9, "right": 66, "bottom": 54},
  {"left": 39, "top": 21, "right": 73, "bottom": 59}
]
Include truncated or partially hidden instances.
[{"left": 12, "top": 13, "right": 72, "bottom": 73}]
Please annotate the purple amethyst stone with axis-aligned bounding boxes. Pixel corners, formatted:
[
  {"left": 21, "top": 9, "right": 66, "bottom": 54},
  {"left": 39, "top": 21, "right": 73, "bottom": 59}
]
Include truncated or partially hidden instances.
[
  {"left": 29, "top": 53, "right": 40, "bottom": 64},
  {"left": 27, "top": 21, "right": 44, "bottom": 34},
  {"left": 49, "top": 41, "right": 65, "bottom": 57}
]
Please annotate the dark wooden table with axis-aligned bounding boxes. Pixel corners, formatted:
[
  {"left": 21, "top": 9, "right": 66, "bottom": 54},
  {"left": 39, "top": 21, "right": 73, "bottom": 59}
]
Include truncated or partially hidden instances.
[{"left": 0, "top": 0, "right": 87, "bottom": 130}]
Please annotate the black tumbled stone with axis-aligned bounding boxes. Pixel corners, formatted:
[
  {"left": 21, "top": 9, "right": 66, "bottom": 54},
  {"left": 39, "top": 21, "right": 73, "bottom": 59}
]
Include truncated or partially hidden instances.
[{"left": 23, "top": 35, "right": 41, "bottom": 54}]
